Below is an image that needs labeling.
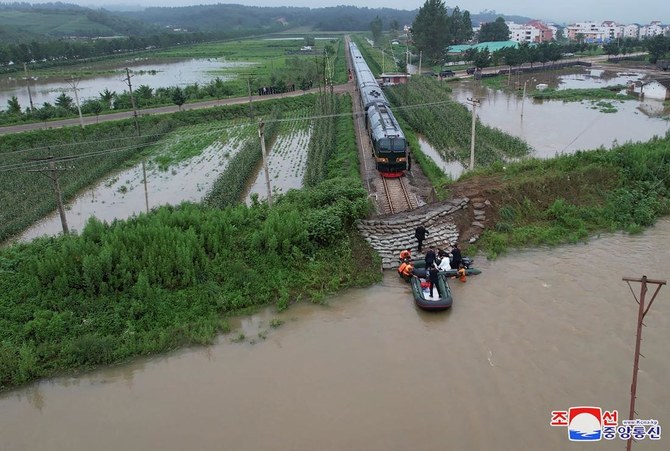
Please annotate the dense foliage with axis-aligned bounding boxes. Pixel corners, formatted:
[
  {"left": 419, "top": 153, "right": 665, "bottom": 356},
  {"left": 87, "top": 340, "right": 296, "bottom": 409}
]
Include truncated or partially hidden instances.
[
  {"left": 471, "top": 134, "right": 670, "bottom": 258},
  {"left": 477, "top": 17, "right": 510, "bottom": 43},
  {"left": 0, "top": 177, "right": 375, "bottom": 390}
]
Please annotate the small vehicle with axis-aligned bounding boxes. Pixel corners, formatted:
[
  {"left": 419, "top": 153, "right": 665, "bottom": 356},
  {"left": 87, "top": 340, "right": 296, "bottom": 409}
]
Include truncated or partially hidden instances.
[
  {"left": 439, "top": 70, "right": 456, "bottom": 77},
  {"left": 466, "top": 67, "right": 477, "bottom": 75}
]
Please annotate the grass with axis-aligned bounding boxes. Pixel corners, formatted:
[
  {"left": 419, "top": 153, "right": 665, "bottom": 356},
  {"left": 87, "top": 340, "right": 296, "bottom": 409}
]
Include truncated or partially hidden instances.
[
  {"left": 462, "top": 133, "right": 670, "bottom": 259},
  {"left": 532, "top": 88, "right": 635, "bottom": 102}
]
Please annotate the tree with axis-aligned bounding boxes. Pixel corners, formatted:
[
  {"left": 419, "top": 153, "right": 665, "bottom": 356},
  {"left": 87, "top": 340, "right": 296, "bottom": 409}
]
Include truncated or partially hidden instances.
[
  {"left": 446, "top": 7, "right": 473, "bottom": 44},
  {"left": 55, "top": 92, "right": 74, "bottom": 111},
  {"left": 411, "top": 0, "right": 449, "bottom": 64},
  {"left": 390, "top": 19, "right": 400, "bottom": 33},
  {"left": 478, "top": 17, "right": 510, "bottom": 42},
  {"left": 472, "top": 48, "right": 491, "bottom": 69},
  {"left": 6, "top": 96, "right": 21, "bottom": 115},
  {"left": 172, "top": 86, "right": 186, "bottom": 110},
  {"left": 644, "top": 35, "right": 670, "bottom": 64},
  {"left": 99, "top": 88, "right": 116, "bottom": 109},
  {"left": 370, "top": 16, "right": 383, "bottom": 46}
]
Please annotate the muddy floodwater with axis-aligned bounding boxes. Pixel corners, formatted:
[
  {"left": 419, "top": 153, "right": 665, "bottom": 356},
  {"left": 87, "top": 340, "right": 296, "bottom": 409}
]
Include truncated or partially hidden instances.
[
  {"left": 2, "top": 219, "right": 669, "bottom": 450},
  {"left": 451, "top": 67, "right": 670, "bottom": 156}
]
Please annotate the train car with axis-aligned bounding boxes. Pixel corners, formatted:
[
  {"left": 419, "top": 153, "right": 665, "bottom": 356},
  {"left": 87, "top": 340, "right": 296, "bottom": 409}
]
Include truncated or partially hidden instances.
[{"left": 349, "top": 41, "right": 408, "bottom": 177}]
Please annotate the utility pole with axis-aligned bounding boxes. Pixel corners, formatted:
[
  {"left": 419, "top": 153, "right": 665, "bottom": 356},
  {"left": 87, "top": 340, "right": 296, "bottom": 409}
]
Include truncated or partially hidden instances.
[
  {"left": 246, "top": 74, "right": 254, "bottom": 119},
  {"left": 381, "top": 49, "right": 385, "bottom": 73},
  {"left": 23, "top": 63, "right": 34, "bottom": 112},
  {"left": 521, "top": 79, "right": 528, "bottom": 119},
  {"left": 466, "top": 97, "right": 480, "bottom": 170},
  {"left": 65, "top": 76, "right": 84, "bottom": 128},
  {"left": 418, "top": 51, "right": 422, "bottom": 75},
  {"left": 258, "top": 120, "right": 272, "bottom": 207},
  {"left": 142, "top": 160, "right": 149, "bottom": 213},
  {"left": 124, "top": 68, "right": 141, "bottom": 136},
  {"left": 622, "top": 275, "right": 666, "bottom": 451},
  {"left": 27, "top": 153, "right": 71, "bottom": 235}
]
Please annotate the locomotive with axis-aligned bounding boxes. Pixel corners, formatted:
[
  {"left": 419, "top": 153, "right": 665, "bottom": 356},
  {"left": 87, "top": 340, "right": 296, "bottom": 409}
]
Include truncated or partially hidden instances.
[{"left": 349, "top": 42, "right": 409, "bottom": 177}]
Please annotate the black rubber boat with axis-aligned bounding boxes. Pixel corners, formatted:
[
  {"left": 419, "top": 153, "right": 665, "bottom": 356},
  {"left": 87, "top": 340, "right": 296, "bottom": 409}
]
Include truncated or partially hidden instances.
[{"left": 410, "top": 273, "right": 453, "bottom": 311}]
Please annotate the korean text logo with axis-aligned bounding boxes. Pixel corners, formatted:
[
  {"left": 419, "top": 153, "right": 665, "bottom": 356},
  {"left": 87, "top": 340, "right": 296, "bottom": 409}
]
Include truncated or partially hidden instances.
[{"left": 550, "top": 406, "right": 661, "bottom": 442}]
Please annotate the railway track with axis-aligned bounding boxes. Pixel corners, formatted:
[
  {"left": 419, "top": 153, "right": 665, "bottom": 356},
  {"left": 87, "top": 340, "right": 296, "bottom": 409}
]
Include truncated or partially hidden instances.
[{"left": 381, "top": 176, "right": 416, "bottom": 215}]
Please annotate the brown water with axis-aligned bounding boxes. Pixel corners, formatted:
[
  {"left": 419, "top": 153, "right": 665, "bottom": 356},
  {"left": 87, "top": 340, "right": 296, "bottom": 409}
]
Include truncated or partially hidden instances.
[{"left": 2, "top": 219, "right": 669, "bottom": 450}]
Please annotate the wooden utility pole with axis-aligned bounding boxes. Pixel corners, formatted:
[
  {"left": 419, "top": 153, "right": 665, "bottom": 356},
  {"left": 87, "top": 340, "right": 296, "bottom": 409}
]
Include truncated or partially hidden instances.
[
  {"left": 622, "top": 275, "right": 665, "bottom": 451},
  {"left": 258, "top": 120, "right": 272, "bottom": 207},
  {"left": 28, "top": 154, "right": 71, "bottom": 235},
  {"left": 246, "top": 75, "right": 254, "bottom": 119},
  {"left": 142, "top": 160, "right": 149, "bottom": 213},
  {"left": 24, "top": 63, "right": 34, "bottom": 112},
  {"left": 124, "top": 68, "right": 141, "bottom": 136},
  {"left": 466, "top": 97, "right": 480, "bottom": 170},
  {"left": 65, "top": 77, "right": 85, "bottom": 128}
]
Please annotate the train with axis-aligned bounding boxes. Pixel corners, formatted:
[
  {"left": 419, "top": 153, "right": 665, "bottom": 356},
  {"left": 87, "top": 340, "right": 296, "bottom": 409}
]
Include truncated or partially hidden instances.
[{"left": 348, "top": 41, "right": 409, "bottom": 178}]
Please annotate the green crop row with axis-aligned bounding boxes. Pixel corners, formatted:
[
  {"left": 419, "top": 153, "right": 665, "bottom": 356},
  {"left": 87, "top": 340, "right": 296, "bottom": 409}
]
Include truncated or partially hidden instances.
[{"left": 386, "top": 77, "right": 532, "bottom": 168}]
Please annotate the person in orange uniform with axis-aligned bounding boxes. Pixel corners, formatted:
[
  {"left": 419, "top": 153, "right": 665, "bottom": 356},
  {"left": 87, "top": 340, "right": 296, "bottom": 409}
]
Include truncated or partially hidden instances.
[
  {"left": 402, "top": 262, "right": 414, "bottom": 281},
  {"left": 457, "top": 263, "right": 467, "bottom": 283},
  {"left": 399, "top": 248, "right": 412, "bottom": 261},
  {"left": 398, "top": 260, "right": 408, "bottom": 276}
]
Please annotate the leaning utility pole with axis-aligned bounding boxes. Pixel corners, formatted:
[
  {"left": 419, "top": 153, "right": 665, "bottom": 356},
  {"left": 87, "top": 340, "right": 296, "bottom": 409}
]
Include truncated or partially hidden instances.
[
  {"left": 23, "top": 63, "right": 35, "bottom": 112},
  {"left": 258, "top": 120, "right": 273, "bottom": 207},
  {"left": 622, "top": 275, "right": 666, "bottom": 451},
  {"left": 124, "top": 68, "right": 141, "bottom": 136},
  {"left": 27, "top": 153, "right": 71, "bottom": 235},
  {"left": 65, "top": 76, "right": 85, "bottom": 128},
  {"left": 466, "top": 97, "right": 481, "bottom": 170}
]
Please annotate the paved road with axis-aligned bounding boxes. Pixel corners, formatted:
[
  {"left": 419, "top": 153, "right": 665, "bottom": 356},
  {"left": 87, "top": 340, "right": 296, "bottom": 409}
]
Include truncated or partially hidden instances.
[{"left": 0, "top": 83, "right": 354, "bottom": 136}]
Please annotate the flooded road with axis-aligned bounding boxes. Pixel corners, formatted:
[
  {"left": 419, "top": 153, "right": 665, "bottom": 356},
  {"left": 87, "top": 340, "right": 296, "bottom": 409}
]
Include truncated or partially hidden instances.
[{"left": 2, "top": 219, "right": 668, "bottom": 450}]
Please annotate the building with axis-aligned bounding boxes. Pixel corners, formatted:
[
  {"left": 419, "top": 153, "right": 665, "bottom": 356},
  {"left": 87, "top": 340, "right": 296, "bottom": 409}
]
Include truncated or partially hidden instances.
[
  {"left": 566, "top": 21, "right": 622, "bottom": 43},
  {"left": 379, "top": 72, "right": 410, "bottom": 87},
  {"left": 640, "top": 21, "right": 669, "bottom": 38},
  {"left": 629, "top": 78, "right": 670, "bottom": 100},
  {"left": 623, "top": 24, "right": 640, "bottom": 39}
]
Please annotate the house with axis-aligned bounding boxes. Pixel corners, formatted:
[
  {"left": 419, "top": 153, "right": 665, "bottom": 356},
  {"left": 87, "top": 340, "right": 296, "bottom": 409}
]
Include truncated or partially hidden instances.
[
  {"left": 630, "top": 78, "right": 670, "bottom": 100},
  {"left": 379, "top": 72, "right": 410, "bottom": 87}
]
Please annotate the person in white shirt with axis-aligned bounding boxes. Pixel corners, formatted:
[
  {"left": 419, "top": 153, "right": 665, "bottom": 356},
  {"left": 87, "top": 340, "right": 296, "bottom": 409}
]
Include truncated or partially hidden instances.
[{"left": 437, "top": 256, "right": 452, "bottom": 271}]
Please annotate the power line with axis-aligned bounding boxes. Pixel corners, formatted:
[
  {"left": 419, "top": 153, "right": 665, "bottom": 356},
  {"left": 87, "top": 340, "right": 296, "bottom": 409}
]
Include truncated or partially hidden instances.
[{"left": 0, "top": 98, "right": 458, "bottom": 166}]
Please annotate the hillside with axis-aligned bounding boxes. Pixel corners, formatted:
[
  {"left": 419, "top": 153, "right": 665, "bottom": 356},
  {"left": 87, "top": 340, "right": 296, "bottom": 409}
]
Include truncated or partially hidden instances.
[{"left": 0, "top": 2, "right": 158, "bottom": 41}]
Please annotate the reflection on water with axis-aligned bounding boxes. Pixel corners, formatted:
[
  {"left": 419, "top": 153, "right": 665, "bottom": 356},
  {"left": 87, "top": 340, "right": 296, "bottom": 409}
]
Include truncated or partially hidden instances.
[
  {"left": 1, "top": 219, "right": 668, "bottom": 451},
  {"left": 416, "top": 135, "right": 465, "bottom": 180},
  {"left": 0, "top": 58, "right": 255, "bottom": 110},
  {"left": 452, "top": 74, "right": 670, "bottom": 156}
]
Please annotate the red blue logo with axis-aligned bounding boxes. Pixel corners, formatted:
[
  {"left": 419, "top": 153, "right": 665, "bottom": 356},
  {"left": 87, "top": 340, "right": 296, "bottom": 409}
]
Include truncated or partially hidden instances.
[{"left": 568, "top": 406, "right": 602, "bottom": 441}]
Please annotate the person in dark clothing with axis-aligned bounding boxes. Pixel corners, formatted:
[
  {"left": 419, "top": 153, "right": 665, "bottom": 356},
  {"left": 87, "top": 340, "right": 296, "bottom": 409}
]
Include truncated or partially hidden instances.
[
  {"left": 415, "top": 225, "right": 428, "bottom": 252},
  {"left": 424, "top": 246, "right": 436, "bottom": 269},
  {"left": 428, "top": 264, "right": 440, "bottom": 298},
  {"left": 450, "top": 243, "right": 462, "bottom": 270}
]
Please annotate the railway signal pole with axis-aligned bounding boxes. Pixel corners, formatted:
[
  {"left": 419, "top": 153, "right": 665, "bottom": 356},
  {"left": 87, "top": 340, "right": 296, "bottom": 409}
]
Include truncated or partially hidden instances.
[
  {"left": 466, "top": 98, "right": 480, "bottom": 170},
  {"left": 622, "top": 275, "right": 666, "bottom": 451}
]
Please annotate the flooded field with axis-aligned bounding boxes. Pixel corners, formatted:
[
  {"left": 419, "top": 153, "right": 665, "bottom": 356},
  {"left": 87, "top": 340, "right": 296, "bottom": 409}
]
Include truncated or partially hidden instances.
[
  {"left": 15, "top": 122, "right": 253, "bottom": 241},
  {"left": 246, "top": 126, "right": 311, "bottom": 203},
  {"left": 415, "top": 135, "right": 466, "bottom": 180},
  {"left": 451, "top": 67, "right": 670, "bottom": 157},
  {"left": 0, "top": 57, "right": 255, "bottom": 110}
]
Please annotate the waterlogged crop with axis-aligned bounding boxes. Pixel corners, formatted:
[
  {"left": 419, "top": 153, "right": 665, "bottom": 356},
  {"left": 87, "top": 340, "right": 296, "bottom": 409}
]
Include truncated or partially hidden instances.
[{"left": 387, "top": 77, "right": 532, "bottom": 167}]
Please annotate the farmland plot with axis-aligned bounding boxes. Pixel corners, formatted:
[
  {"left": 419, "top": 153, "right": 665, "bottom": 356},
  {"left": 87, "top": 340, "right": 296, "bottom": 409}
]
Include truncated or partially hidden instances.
[
  {"left": 16, "top": 122, "right": 254, "bottom": 242},
  {"left": 246, "top": 111, "right": 311, "bottom": 203}
]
